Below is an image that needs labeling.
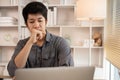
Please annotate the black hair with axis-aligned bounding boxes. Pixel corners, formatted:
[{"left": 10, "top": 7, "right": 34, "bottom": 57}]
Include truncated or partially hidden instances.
[{"left": 22, "top": 1, "right": 48, "bottom": 23}]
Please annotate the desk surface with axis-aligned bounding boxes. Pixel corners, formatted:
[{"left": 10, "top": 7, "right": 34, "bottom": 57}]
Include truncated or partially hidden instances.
[{"left": 0, "top": 75, "right": 12, "bottom": 79}]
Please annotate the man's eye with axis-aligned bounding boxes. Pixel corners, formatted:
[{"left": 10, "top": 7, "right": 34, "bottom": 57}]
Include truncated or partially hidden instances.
[
  {"left": 30, "top": 22, "right": 34, "bottom": 23},
  {"left": 38, "top": 20, "right": 42, "bottom": 22}
]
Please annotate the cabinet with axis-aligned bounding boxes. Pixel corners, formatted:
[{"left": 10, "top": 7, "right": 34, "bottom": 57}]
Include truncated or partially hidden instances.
[
  {"left": 0, "top": 0, "right": 18, "bottom": 76},
  {"left": 0, "top": 0, "right": 107, "bottom": 79}
]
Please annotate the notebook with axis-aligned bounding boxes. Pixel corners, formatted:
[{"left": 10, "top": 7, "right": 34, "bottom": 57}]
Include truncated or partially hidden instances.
[{"left": 15, "top": 66, "right": 95, "bottom": 80}]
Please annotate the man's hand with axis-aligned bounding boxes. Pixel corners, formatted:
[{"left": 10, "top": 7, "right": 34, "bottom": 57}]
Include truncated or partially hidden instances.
[{"left": 29, "top": 29, "right": 44, "bottom": 44}]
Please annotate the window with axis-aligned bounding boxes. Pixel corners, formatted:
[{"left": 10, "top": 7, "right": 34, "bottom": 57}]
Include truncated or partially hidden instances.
[{"left": 105, "top": 0, "right": 120, "bottom": 69}]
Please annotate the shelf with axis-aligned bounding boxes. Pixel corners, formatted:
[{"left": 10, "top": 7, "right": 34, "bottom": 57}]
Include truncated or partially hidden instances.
[
  {"left": 0, "top": 62, "right": 8, "bottom": 65},
  {"left": 0, "top": 25, "right": 18, "bottom": 27},
  {"left": 60, "top": 25, "right": 89, "bottom": 27},
  {"left": 21, "top": 25, "right": 93, "bottom": 28},
  {"left": 0, "top": 5, "right": 18, "bottom": 8},
  {"left": 70, "top": 46, "right": 103, "bottom": 49},
  {"left": 48, "top": 25, "right": 89, "bottom": 27},
  {"left": 48, "top": 25, "right": 82, "bottom": 27},
  {"left": 48, "top": 4, "right": 76, "bottom": 7},
  {"left": 20, "top": 3, "right": 76, "bottom": 8},
  {"left": 71, "top": 46, "right": 89, "bottom": 48},
  {"left": 91, "top": 25, "right": 104, "bottom": 27},
  {"left": 21, "top": 24, "right": 61, "bottom": 28},
  {"left": 91, "top": 47, "right": 103, "bottom": 48},
  {"left": 21, "top": 25, "right": 61, "bottom": 28},
  {"left": 47, "top": 25, "right": 60, "bottom": 27}
]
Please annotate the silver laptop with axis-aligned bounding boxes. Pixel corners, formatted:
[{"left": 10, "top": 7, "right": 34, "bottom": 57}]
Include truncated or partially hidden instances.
[{"left": 15, "top": 66, "right": 95, "bottom": 80}]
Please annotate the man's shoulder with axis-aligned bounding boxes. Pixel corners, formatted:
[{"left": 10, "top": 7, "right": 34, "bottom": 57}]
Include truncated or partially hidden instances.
[
  {"left": 50, "top": 33, "right": 65, "bottom": 42},
  {"left": 49, "top": 33, "right": 68, "bottom": 46},
  {"left": 49, "top": 33, "right": 70, "bottom": 50}
]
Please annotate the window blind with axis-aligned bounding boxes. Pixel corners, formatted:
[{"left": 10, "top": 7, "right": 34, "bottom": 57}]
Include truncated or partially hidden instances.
[{"left": 105, "top": 0, "right": 120, "bottom": 69}]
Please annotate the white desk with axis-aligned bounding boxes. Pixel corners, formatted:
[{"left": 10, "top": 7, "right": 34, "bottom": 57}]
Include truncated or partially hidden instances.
[{"left": 0, "top": 75, "right": 12, "bottom": 80}]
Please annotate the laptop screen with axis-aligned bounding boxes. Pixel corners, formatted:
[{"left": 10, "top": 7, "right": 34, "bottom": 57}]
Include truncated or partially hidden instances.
[{"left": 15, "top": 66, "right": 95, "bottom": 80}]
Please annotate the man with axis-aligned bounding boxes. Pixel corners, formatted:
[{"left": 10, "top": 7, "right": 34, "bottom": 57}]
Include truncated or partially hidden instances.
[{"left": 7, "top": 1, "right": 74, "bottom": 77}]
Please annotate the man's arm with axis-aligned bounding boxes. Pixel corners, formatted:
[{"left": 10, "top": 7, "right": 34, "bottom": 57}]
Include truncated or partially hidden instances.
[
  {"left": 14, "top": 39, "right": 33, "bottom": 68},
  {"left": 7, "top": 38, "right": 34, "bottom": 77},
  {"left": 7, "top": 40, "right": 25, "bottom": 77}
]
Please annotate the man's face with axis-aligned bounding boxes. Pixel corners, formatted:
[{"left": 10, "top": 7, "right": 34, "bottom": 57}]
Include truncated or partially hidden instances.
[{"left": 26, "top": 13, "right": 47, "bottom": 33}]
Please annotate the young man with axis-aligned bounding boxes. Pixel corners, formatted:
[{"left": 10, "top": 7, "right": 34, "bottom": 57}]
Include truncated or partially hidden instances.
[{"left": 7, "top": 1, "right": 74, "bottom": 77}]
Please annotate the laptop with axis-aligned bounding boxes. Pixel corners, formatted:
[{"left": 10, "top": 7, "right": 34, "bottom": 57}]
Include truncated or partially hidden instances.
[{"left": 15, "top": 66, "right": 95, "bottom": 80}]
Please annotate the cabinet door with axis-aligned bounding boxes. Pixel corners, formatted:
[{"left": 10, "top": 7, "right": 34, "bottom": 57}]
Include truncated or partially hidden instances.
[
  {"left": 74, "top": 48, "right": 89, "bottom": 66},
  {"left": 91, "top": 48, "right": 104, "bottom": 67}
]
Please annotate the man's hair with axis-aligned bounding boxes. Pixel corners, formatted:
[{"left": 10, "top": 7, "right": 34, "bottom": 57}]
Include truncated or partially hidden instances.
[{"left": 22, "top": 1, "right": 48, "bottom": 23}]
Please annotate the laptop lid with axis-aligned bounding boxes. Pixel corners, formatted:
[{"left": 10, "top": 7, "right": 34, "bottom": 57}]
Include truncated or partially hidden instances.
[{"left": 15, "top": 66, "right": 95, "bottom": 80}]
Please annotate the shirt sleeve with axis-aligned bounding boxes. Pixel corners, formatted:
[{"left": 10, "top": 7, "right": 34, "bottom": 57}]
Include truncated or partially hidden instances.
[
  {"left": 57, "top": 37, "right": 74, "bottom": 66},
  {"left": 7, "top": 40, "right": 25, "bottom": 77}
]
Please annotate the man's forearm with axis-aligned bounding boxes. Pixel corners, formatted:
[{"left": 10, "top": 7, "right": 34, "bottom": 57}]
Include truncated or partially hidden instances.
[{"left": 15, "top": 40, "right": 33, "bottom": 68}]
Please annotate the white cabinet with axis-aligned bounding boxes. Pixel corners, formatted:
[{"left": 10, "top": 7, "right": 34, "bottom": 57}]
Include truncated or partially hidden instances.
[
  {"left": 0, "top": 0, "right": 18, "bottom": 76},
  {"left": 0, "top": 0, "right": 107, "bottom": 79}
]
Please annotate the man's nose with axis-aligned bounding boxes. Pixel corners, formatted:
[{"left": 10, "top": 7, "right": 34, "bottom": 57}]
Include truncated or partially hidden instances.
[{"left": 33, "top": 21, "right": 39, "bottom": 29}]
